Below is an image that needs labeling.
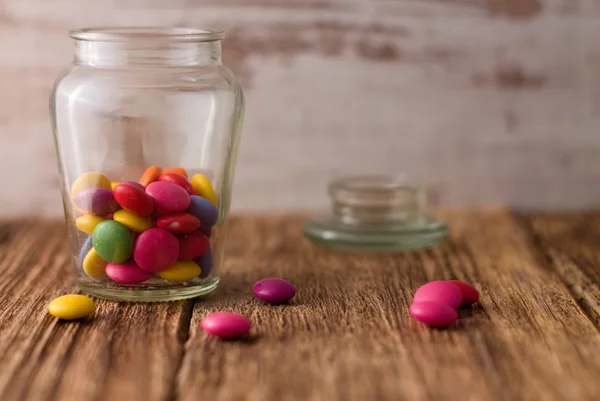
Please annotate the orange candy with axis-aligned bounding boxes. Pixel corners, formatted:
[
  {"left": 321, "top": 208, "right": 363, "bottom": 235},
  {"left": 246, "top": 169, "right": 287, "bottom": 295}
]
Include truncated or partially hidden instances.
[
  {"left": 139, "top": 166, "right": 162, "bottom": 187},
  {"left": 163, "top": 167, "right": 188, "bottom": 179}
]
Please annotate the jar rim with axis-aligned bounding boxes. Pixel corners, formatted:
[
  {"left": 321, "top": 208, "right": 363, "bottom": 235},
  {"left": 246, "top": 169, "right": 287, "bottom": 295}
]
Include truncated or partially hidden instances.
[{"left": 69, "top": 26, "right": 225, "bottom": 43}]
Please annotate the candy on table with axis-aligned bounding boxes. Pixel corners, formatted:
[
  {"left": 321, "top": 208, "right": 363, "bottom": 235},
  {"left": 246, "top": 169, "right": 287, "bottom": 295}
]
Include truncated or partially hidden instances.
[
  {"left": 82, "top": 248, "right": 109, "bottom": 279},
  {"left": 75, "top": 215, "right": 106, "bottom": 235},
  {"left": 252, "top": 278, "right": 296, "bottom": 304},
  {"left": 449, "top": 280, "right": 480, "bottom": 306},
  {"left": 71, "top": 172, "right": 112, "bottom": 198},
  {"left": 113, "top": 210, "right": 154, "bottom": 233},
  {"left": 48, "top": 294, "right": 95, "bottom": 320},
  {"left": 113, "top": 182, "right": 154, "bottom": 216},
  {"left": 190, "top": 173, "right": 217, "bottom": 205},
  {"left": 188, "top": 195, "right": 218, "bottom": 229},
  {"left": 146, "top": 181, "right": 191, "bottom": 216},
  {"left": 73, "top": 188, "right": 119, "bottom": 216},
  {"left": 163, "top": 167, "right": 188, "bottom": 179},
  {"left": 133, "top": 228, "right": 180, "bottom": 272},
  {"left": 200, "top": 312, "right": 251, "bottom": 339},
  {"left": 177, "top": 231, "right": 210, "bottom": 260},
  {"left": 158, "top": 172, "right": 194, "bottom": 195},
  {"left": 409, "top": 302, "right": 458, "bottom": 328},
  {"left": 413, "top": 281, "right": 462, "bottom": 309},
  {"left": 106, "top": 261, "right": 152, "bottom": 284},
  {"left": 157, "top": 260, "right": 202, "bottom": 282},
  {"left": 139, "top": 165, "right": 162, "bottom": 187},
  {"left": 194, "top": 250, "right": 212, "bottom": 279},
  {"left": 156, "top": 212, "right": 201, "bottom": 234},
  {"left": 92, "top": 220, "right": 134, "bottom": 263}
]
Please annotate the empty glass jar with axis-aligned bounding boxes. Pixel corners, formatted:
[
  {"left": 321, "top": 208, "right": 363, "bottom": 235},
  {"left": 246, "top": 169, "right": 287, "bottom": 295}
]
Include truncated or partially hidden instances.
[{"left": 49, "top": 27, "right": 244, "bottom": 301}]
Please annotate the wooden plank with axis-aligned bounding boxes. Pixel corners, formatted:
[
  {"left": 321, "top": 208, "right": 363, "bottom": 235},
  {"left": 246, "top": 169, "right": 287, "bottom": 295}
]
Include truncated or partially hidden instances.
[
  {"left": 0, "top": 221, "right": 192, "bottom": 401},
  {"left": 176, "top": 212, "right": 600, "bottom": 401},
  {"left": 517, "top": 212, "right": 600, "bottom": 326}
]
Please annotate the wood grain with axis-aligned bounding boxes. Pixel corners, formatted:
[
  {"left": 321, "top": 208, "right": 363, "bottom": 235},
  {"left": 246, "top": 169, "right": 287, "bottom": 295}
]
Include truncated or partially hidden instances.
[
  {"left": 1, "top": 212, "right": 600, "bottom": 401},
  {"left": 0, "top": 0, "right": 599, "bottom": 216}
]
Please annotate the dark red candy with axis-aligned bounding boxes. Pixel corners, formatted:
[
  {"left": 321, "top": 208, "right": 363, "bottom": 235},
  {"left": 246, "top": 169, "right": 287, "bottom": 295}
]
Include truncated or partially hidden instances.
[
  {"left": 113, "top": 183, "right": 154, "bottom": 216},
  {"left": 200, "top": 227, "right": 212, "bottom": 238},
  {"left": 156, "top": 212, "right": 201, "bottom": 234},
  {"left": 178, "top": 231, "right": 210, "bottom": 260},
  {"left": 158, "top": 173, "right": 194, "bottom": 195}
]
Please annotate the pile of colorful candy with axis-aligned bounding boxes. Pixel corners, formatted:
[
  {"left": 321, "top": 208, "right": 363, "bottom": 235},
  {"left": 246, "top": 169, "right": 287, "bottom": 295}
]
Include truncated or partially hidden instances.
[
  {"left": 71, "top": 166, "right": 218, "bottom": 285},
  {"left": 409, "top": 280, "right": 480, "bottom": 328}
]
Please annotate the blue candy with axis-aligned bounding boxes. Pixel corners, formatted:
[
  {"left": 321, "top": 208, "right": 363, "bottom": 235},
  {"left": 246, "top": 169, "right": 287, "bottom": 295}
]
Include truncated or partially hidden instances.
[
  {"left": 187, "top": 195, "right": 218, "bottom": 229},
  {"left": 195, "top": 250, "right": 212, "bottom": 279}
]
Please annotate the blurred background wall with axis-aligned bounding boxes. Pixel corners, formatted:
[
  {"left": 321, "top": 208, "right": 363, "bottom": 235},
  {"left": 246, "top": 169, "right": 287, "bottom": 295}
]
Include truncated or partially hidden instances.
[{"left": 0, "top": 0, "right": 599, "bottom": 216}]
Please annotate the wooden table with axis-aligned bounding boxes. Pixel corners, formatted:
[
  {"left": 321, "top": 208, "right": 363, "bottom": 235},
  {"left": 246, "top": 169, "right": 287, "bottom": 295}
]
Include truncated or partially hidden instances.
[{"left": 1, "top": 210, "right": 599, "bottom": 401}]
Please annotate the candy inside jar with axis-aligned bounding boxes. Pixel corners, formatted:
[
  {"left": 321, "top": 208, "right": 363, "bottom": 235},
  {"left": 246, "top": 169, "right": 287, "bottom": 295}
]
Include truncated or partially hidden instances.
[{"left": 70, "top": 167, "right": 219, "bottom": 301}]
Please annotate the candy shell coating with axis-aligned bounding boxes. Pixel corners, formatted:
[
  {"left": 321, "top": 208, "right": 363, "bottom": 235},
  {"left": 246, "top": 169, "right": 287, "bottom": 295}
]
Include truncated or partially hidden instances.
[
  {"left": 158, "top": 260, "right": 201, "bottom": 282},
  {"left": 252, "top": 278, "right": 296, "bottom": 304},
  {"left": 76, "top": 215, "right": 106, "bottom": 235},
  {"left": 48, "top": 294, "right": 95, "bottom": 320},
  {"left": 449, "top": 280, "right": 480, "bottom": 305},
  {"left": 194, "top": 250, "right": 212, "bottom": 279},
  {"left": 190, "top": 174, "right": 217, "bottom": 205},
  {"left": 177, "top": 231, "right": 210, "bottom": 260},
  {"left": 133, "top": 228, "right": 180, "bottom": 272},
  {"left": 409, "top": 302, "right": 458, "bottom": 328},
  {"left": 82, "top": 248, "right": 109, "bottom": 279},
  {"left": 113, "top": 183, "right": 154, "bottom": 216},
  {"left": 92, "top": 220, "right": 134, "bottom": 263},
  {"left": 413, "top": 281, "right": 462, "bottom": 309},
  {"left": 158, "top": 173, "right": 194, "bottom": 195},
  {"left": 111, "top": 181, "right": 120, "bottom": 190},
  {"left": 73, "top": 188, "right": 119, "bottom": 216},
  {"left": 71, "top": 172, "right": 111, "bottom": 198},
  {"left": 113, "top": 209, "right": 154, "bottom": 233},
  {"left": 146, "top": 181, "right": 191, "bottom": 216},
  {"left": 106, "top": 261, "right": 152, "bottom": 284},
  {"left": 139, "top": 165, "right": 162, "bottom": 187},
  {"left": 187, "top": 195, "right": 218, "bottom": 228},
  {"left": 163, "top": 167, "right": 188, "bottom": 179},
  {"left": 201, "top": 312, "right": 251, "bottom": 339},
  {"left": 122, "top": 181, "right": 146, "bottom": 190},
  {"left": 156, "top": 212, "right": 200, "bottom": 234}
]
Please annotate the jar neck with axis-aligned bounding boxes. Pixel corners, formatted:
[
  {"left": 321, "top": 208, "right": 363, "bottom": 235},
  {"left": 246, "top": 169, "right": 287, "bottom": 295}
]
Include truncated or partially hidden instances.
[
  {"left": 74, "top": 40, "right": 222, "bottom": 67},
  {"left": 329, "top": 176, "right": 426, "bottom": 226}
]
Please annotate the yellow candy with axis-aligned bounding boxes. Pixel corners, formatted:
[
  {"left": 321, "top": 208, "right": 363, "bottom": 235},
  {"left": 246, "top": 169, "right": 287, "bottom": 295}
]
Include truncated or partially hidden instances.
[
  {"left": 48, "top": 294, "right": 95, "bottom": 320},
  {"left": 190, "top": 174, "right": 217, "bottom": 205},
  {"left": 75, "top": 215, "right": 106, "bottom": 235},
  {"left": 157, "top": 261, "right": 201, "bottom": 282},
  {"left": 111, "top": 181, "right": 120, "bottom": 190},
  {"left": 113, "top": 210, "right": 154, "bottom": 233},
  {"left": 82, "top": 248, "right": 109, "bottom": 279},
  {"left": 71, "top": 172, "right": 112, "bottom": 198}
]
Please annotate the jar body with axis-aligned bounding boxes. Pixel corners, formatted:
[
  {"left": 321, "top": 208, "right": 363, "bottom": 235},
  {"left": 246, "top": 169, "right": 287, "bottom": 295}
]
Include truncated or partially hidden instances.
[{"left": 49, "top": 30, "right": 244, "bottom": 301}]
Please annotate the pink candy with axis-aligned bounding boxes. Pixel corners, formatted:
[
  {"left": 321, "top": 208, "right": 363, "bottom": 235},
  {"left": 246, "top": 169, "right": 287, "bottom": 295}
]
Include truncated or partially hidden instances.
[
  {"left": 146, "top": 181, "right": 191, "bottom": 216},
  {"left": 201, "top": 312, "right": 251, "bottom": 339},
  {"left": 133, "top": 228, "right": 179, "bottom": 272},
  {"left": 252, "top": 278, "right": 296, "bottom": 304},
  {"left": 106, "top": 261, "right": 152, "bottom": 284},
  {"left": 409, "top": 302, "right": 458, "bottom": 328},
  {"left": 413, "top": 281, "right": 462, "bottom": 309},
  {"left": 410, "top": 280, "right": 480, "bottom": 329}
]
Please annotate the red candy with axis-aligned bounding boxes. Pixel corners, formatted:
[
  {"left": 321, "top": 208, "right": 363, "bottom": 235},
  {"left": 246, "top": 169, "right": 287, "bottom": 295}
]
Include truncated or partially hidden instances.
[
  {"left": 113, "top": 183, "right": 154, "bottom": 217},
  {"left": 413, "top": 281, "right": 463, "bottom": 309},
  {"left": 133, "top": 228, "right": 180, "bottom": 272},
  {"left": 201, "top": 312, "right": 251, "bottom": 339},
  {"left": 158, "top": 173, "right": 194, "bottom": 195},
  {"left": 178, "top": 231, "right": 210, "bottom": 260},
  {"left": 409, "top": 302, "right": 458, "bottom": 328},
  {"left": 449, "top": 280, "right": 480, "bottom": 306},
  {"left": 156, "top": 212, "right": 201, "bottom": 234}
]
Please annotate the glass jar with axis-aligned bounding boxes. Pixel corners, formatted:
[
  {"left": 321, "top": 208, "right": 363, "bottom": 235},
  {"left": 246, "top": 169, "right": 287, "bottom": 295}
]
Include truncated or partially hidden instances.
[{"left": 49, "top": 27, "right": 244, "bottom": 302}]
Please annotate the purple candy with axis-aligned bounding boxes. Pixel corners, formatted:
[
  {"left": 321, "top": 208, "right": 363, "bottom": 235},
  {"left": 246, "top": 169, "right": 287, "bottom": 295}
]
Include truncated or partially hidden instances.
[
  {"left": 201, "top": 312, "right": 251, "bottom": 339},
  {"left": 187, "top": 195, "right": 218, "bottom": 228},
  {"left": 252, "top": 278, "right": 296, "bottom": 304},
  {"left": 73, "top": 188, "right": 119, "bottom": 216},
  {"left": 194, "top": 250, "right": 212, "bottom": 279}
]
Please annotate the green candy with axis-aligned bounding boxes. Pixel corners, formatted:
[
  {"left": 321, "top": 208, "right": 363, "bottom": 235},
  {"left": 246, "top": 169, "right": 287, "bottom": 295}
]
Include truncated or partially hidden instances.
[{"left": 92, "top": 220, "right": 133, "bottom": 263}]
